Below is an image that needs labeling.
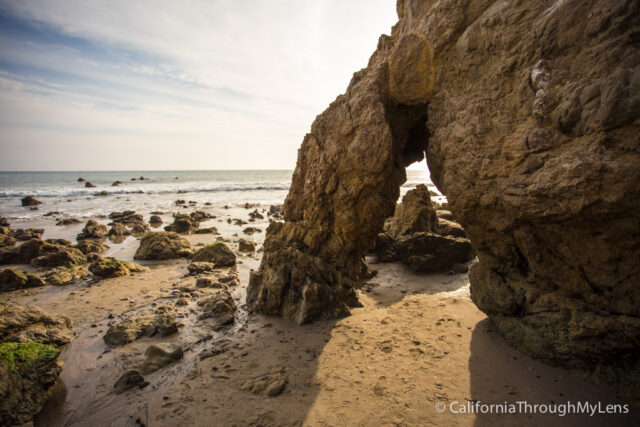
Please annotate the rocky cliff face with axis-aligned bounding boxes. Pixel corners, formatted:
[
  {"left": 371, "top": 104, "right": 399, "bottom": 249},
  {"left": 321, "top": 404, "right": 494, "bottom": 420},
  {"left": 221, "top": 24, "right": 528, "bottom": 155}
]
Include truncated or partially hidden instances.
[{"left": 248, "top": 0, "right": 640, "bottom": 393}]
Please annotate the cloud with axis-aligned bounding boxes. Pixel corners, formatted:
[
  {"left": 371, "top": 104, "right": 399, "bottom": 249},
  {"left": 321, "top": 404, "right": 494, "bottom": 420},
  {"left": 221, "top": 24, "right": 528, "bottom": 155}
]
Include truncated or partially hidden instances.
[{"left": 0, "top": 0, "right": 398, "bottom": 170}]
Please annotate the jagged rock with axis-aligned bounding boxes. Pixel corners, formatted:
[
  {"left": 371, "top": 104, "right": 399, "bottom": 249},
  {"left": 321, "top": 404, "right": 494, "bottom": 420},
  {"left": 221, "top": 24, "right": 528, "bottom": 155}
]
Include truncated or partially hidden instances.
[
  {"left": 435, "top": 209, "right": 454, "bottom": 222},
  {"left": 164, "top": 214, "right": 199, "bottom": 234},
  {"left": 45, "top": 265, "right": 88, "bottom": 286},
  {"left": 75, "top": 239, "right": 109, "bottom": 255},
  {"left": 89, "top": 258, "right": 147, "bottom": 279},
  {"left": 267, "top": 205, "right": 283, "bottom": 220},
  {"left": 108, "top": 222, "right": 130, "bottom": 237},
  {"left": 11, "top": 228, "right": 45, "bottom": 241},
  {"left": 103, "top": 309, "right": 178, "bottom": 346},
  {"left": 55, "top": 217, "right": 81, "bottom": 226},
  {"left": 21, "top": 196, "right": 41, "bottom": 207},
  {"left": 113, "top": 369, "right": 144, "bottom": 394},
  {"left": 197, "top": 290, "right": 236, "bottom": 328},
  {"left": 190, "top": 210, "right": 213, "bottom": 222},
  {"left": 435, "top": 218, "right": 466, "bottom": 238},
  {"left": 249, "top": 209, "right": 264, "bottom": 220},
  {"left": 0, "top": 301, "right": 73, "bottom": 346},
  {"left": 31, "top": 245, "right": 86, "bottom": 268},
  {"left": 0, "top": 235, "right": 15, "bottom": 248},
  {"left": 240, "top": 366, "right": 288, "bottom": 397},
  {"left": 44, "top": 239, "right": 72, "bottom": 247},
  {"left": 238, "top": 239, "right": 256, "bottom": 253},
  {"left": 134, "top": 232, "right": 192, "bottom": 260},
  {"left": 387, "top": 184, "right": 437, "bottom": 237},
  {"left": 248, "top": 0, "right": 640, "bottom": 395},
  {"left": 192, "top": 243, "right": 236, "bottom": 267},
  {"left": 187, "top": 262, "right": 216, "bottom": 275},
  {"left": 76, "top": 219, "right": 108, "bottom": 241},
  {"left": 0, "top": 269, "right": 45, "bottom": 292},
  {"left": 0, "top": 342, "right": 63, "bottom": 425}
]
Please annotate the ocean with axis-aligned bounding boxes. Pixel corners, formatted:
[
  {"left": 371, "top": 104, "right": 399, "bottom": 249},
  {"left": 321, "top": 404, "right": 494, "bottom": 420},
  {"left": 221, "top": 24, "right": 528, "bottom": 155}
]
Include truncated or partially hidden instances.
[{"left": 0, "top": 170, "right": 439, "bottom": 222}]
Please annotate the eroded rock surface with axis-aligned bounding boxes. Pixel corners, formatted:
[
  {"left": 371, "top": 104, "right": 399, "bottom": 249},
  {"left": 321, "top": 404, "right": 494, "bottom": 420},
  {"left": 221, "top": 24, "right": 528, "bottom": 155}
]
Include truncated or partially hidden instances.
[
  {"left": 134, "top": 232, "right": 192, "bottom": 260},
  {"left": 248, "top": 0, "right": 640, "bottom": 394}
]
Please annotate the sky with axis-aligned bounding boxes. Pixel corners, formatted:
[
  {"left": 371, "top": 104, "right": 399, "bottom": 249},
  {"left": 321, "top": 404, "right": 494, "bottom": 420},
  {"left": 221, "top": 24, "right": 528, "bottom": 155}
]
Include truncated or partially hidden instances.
[{"left": 0, "top": 0, "right": 431, "bottom": 172}]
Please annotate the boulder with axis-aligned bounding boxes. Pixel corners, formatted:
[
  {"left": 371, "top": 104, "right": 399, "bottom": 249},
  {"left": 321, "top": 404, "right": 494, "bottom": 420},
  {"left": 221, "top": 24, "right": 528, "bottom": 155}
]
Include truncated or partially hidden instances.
[
  {"left": 0, "top": 239, "right": 86, "bottom": 267},
  {"left": 238, "top": 239, "right": 255, "bottom": 253},
  {"left": 77, "top": 177, "right": 85, "bottom": 182},
  {"left": 75, "top": 239, "right": 109, "bottom": 255},
  {"left": 84, "top": 182, "right": 96, "bottom": 188},
  {"left": 187, "top": 262, "right": 216, "bottom": 275},
  {"left": 103, "top": 308, "right": 178, "bottom": 346},
  {"left": 194, "top": 227, "right": 218, "bottom": 234},
  {"left": 0, "top": 235, "right": 15, "bottom": 248},
  {"left": 249, "top": 209, "right": 264, "bottom": 220},
  {"left": 11, "top": 228, "right": 45, "bottom": 241},
  {"left": 192, "top": 243, "right": 236, "bottom": 267},
  {"left": 135, "top": 344, "right": 183, "bottom": 375},
  {"left": 21, "top": 196, "right": 41, "bottom": 207},
  {"left": 0, "top": 301, "right": 73, "bottom": 346},
  {"left": 149, "top": 215, "right": 162, "bottom": 226},
  {"left": 134, "top": 232, "right": 192, "bottom": 260},
  {"left": 0, "top": 342, "right": 63, "bottom": 425},
  {"left": 164, "top": 214, "right": 199, "bottom": 234},
  {"left": 113, "top": 369, "right": 145, "bottom": 394},
  {"left": 242, "top": 227, "right": 261, "bottom": 235},
  {"left": 111, "top": 181, "right": 122, "bottom": 187},
  {"left": 45, "top": 265, "right": 88, "bottom": 286},
  {"left": 108, "top": 222, "right": 130, "bottom": 237},
  {"left": 0, "top": 269, "right": 45, "bottom": 292},
  {"left": 387, "top": 184, "right": 437, "bottom": 237},
  {"left": 190, "top": 210, "right": 213, "bottom": 222},
  {"left": 197, "top": 290, "right": 236, "bottom": 328},
  {"left": 267, "top": 205, "right": 283, "bottom": 220},
  {"left": 55, "top": 217, "right": 81, "bottom": 226},
  {"left": 89, "top": 258, "right": 147, "bottom": 279},
  {"left": 44, "top": 239, "right": 72, "bottom": 247},
  {"left": 76, "top": 220, "right": 108, "bottom": 241}
]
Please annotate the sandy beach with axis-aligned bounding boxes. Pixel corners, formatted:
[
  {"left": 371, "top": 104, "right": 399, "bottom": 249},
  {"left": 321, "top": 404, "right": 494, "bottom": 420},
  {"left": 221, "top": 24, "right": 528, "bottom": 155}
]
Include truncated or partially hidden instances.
[{"left": 1, "top": 201, "right": 636, "bottom": 426}]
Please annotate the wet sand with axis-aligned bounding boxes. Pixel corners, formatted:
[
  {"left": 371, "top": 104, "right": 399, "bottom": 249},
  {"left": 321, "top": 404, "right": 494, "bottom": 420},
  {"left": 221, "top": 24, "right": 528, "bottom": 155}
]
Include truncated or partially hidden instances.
[{"left": 2, "top": 205, "right": 638, "bottom": 426}]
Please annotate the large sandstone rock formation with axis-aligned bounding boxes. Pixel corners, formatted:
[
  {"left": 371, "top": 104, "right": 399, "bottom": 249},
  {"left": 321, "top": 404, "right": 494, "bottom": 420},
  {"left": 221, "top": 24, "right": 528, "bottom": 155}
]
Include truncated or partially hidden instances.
[{"left": 248, "top": 0, "right": 640, "bottom": 394}]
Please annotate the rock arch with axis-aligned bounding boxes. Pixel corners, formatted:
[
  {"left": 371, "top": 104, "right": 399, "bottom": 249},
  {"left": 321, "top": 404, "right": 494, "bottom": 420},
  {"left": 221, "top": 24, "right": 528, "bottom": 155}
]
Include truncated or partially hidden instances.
[{"left": 248, "top": 0, "right": 640, "bottom": 394}]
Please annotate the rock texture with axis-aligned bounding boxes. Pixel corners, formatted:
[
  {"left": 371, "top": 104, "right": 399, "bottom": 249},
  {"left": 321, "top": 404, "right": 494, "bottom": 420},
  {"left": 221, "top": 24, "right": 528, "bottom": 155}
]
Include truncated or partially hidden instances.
[
  {"left": 248, "top": 0, "right": 640, "bottom": 394},
  {"left": 134, "top": 232, "right": 192, "bottom": 260},
  {"left": 374, "top": 184, "right": 474, "bottom": 272},
  {"left": 103, "top": 307, "right": 178, "bottom": 346},
  {"left": 0, "top": 268, "right": 45, "bottom": 292}
]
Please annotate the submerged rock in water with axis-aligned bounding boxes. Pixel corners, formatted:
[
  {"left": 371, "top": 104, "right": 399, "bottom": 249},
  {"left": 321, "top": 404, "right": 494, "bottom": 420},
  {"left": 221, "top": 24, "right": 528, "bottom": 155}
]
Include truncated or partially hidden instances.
[
  {"left": 134, "top": 232, "right": 192, "bottom": 260},
  {"left": 76, "top": 219, "right": 108, "bottom": 241},
  {"left": 21, "top": 196, "right": 41, "bottom": 207},
  {"left": 0, "top": 268, "right": 45, "bottom": 292},
  {"left": 103, "top": 309, "right": 178, "bottom": 346},
  {"left": 75, "top": 238, "right": 109, "bottom": 255},
  {"left": 164, "top": 213, "right": 199, "bottom": 234},
  {"left": 136, "top": 344, "right": 183, "bottom": 375},
  {"left": 191, "top": 243, "right": 236, "bottom": 267}
]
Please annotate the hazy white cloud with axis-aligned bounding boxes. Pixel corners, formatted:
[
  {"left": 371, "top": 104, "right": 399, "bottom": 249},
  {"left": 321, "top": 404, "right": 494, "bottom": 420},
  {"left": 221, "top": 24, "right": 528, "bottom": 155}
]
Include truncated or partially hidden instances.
[{"left": 0, "top": 0, "right": 407, "bottom": 171}]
